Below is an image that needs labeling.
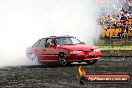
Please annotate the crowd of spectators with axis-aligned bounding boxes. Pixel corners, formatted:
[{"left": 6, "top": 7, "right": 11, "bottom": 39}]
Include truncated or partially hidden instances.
[
  {"left": 102, "top": 8, "right": 132, "bottom": 25},
  {"left": 99, "top": 7, "right": 132, "bottom": 38}
]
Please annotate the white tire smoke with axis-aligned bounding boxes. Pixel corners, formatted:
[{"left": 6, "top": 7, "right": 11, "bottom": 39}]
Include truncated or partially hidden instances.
[{"left": 0, "top": 0, "right": 99, "bottom": 67}]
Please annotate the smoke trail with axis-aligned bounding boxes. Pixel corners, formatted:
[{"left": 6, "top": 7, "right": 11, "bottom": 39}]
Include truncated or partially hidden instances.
[{"left": 0, "top": 0, "right": 99, "bottom": 67}]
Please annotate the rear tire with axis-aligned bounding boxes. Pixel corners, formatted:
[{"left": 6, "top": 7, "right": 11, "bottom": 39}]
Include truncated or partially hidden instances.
[
  {"left": 30, "top": 53, "right": 40, "bottom": 64},
  {"left": 86, "top": 60, "right": 97, "bottom": 65}
]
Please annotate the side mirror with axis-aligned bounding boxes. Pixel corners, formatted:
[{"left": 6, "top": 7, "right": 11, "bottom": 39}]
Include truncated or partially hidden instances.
[{"left": 49, "top": 43, "right": 55, "bottom": 47}]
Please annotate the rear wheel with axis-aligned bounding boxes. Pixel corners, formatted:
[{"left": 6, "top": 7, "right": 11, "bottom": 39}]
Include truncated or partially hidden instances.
[
  {"left": 86, "top": 60, "right": 97, "bottom": 65},
  {"left": 58, "top": 53, "right": 69, "bottom": 66},
  {"left": 30, "top": 53, "right": 40, "bottom": 64}
]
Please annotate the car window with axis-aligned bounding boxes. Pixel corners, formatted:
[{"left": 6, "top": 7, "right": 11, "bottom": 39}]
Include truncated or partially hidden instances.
[
  {"left": 45, "top": 38, "right": 54, "bottom": 48},
  {"left": 32, "top": 38, "right": 46, "bottom": 48},
  {"left": 70, "top": 38, "right": 81, "bottom": 44},
  {"left": 55, "top": 37, "right": 81, "bottom": 45}
]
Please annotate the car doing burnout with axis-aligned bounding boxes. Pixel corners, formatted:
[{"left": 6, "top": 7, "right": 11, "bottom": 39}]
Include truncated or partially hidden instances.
[{"left": 26, "top": 35, "right": 102, "bottom": 66}]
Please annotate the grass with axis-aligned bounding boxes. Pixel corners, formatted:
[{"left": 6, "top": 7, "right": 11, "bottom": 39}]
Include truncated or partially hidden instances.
[{"left": 99, "top": 46, "right": 132, "bottom": 50}]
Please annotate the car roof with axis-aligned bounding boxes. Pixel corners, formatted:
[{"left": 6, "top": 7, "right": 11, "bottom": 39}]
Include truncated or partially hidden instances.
[{"left": 46, "top": 35, "right": 74, "bottom": 38}]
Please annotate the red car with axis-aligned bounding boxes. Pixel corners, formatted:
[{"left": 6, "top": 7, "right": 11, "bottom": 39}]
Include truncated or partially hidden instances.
[{"left": 26, "top": 35, "right": 102, "bottom": 66}]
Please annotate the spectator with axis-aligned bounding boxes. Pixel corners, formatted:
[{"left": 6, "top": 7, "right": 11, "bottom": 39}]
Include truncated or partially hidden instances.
[
  {"left": 128, "top": 11, "right": 132, "bottom": 18},
  {"left": 120, "top": 14, "right": 128, "bottom": 25}
]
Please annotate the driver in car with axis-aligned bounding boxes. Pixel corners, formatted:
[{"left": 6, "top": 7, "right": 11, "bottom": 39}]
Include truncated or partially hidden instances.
[{"left": 62, "top": 39, "right": 68, "bottom": 45}]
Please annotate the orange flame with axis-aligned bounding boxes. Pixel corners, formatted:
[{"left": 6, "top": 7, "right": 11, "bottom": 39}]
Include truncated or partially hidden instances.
[{"left": 78, "top": 66, "right": 86, "bottom": 76}]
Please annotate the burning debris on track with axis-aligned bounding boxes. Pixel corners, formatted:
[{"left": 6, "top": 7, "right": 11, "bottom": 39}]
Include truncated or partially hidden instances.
[{"left": 0, "top": 57, "right": 132, "bottom": 88}]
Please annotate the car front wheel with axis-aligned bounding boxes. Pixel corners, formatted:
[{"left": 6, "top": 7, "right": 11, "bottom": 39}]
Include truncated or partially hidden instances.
[{"left": 58, "top": 53, "right": 68, "bottom": 66}]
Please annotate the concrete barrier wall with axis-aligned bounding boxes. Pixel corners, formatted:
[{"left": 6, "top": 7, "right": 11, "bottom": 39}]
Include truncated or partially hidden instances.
[
  {"left": 101, "top": 50, "right": 132, "bottom": 57},
  {"left": 97, "top": 38, "right": 132, "bottom": 46}
]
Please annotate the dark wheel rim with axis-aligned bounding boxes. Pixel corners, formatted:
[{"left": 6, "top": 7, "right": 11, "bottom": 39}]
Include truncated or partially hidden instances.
[{"left": 59, "top": 54, "right": 67, "bottom": 66}]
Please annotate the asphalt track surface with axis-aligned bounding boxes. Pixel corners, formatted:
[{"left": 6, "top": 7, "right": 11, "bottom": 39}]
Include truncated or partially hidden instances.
[{"left": 0, "top": 57, "right": 132, "bottom": 88}]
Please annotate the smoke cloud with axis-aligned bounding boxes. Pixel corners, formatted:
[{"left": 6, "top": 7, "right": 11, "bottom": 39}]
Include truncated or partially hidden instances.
[{"left": 0, "top": 0, "right": 99, "bottom": 67}]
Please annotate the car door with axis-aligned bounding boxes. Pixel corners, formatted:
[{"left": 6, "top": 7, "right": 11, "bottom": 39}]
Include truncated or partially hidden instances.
[{"left": 43, "top": 38, "right": 58, "bottom": 62}]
